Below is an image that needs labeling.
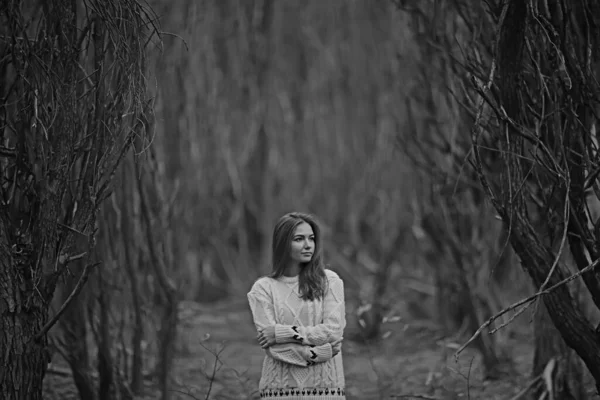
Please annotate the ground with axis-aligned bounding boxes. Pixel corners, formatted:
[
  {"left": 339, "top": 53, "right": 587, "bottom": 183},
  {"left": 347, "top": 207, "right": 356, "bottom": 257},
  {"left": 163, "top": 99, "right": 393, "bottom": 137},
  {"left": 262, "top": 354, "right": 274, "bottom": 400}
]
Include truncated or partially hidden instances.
[{"left": 43, "top": 295, "right": 583, "bottom": 400}]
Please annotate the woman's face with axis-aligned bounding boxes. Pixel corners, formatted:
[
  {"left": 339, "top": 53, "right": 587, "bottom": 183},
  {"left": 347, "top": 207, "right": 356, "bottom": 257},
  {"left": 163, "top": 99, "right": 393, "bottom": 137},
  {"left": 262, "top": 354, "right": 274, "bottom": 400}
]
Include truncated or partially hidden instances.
[{"left": 290, "top": 222, "right": 315, "bottom": 265}]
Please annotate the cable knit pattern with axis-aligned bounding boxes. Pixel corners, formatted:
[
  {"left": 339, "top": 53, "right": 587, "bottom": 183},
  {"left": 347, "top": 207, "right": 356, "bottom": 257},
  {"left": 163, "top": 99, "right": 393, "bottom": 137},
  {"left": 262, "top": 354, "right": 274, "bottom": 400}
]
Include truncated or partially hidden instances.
[{"left": 248, "top": 269, "right": 346, "bottom": 400}]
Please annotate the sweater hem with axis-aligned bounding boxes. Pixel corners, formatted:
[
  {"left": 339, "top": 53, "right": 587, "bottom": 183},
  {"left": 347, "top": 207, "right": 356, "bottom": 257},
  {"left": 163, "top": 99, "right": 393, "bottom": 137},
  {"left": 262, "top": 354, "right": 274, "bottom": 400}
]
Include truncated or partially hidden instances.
[{"left": 259, "top": 387, "right": 345, "bottom": 399}]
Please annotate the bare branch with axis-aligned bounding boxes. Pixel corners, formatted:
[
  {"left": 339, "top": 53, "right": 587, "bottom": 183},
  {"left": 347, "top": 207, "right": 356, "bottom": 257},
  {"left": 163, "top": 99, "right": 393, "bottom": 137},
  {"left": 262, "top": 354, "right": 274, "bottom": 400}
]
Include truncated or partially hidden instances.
[
  {"left": 455, "top": 255, "right": 600, "bottom": 357},
  {"left": 33, "top": 261, "right": 100, "bottom": 342}
]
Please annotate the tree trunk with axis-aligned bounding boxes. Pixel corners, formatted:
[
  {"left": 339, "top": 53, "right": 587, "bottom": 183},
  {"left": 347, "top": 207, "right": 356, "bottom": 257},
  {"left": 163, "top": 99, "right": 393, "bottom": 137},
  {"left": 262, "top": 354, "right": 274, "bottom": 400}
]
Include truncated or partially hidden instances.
[
  {"left": 57, "top": 263, "right": 96, "bottom": 400},
  {"left": 532, "top": 301, "right": 586, "bottom": 399},
  {"left": 509, "top": 221, "right": 600, "bottom": 390},
  {"left": 0, "top": 233, "right": 51, "bottom": 400},
  {"left": 0, "top": 309, "right": 49, "bottom": 400},
  {"left": 422, "top": 213, "right": 467, "bottom": 331},
  {"left": 422, "top": 211, "right": 501, "bottom": 377},
  {"left": 158, "top": 293, "right": 179, "bottom": 400},
  {"left": 97, "top": 275, "right": 114, "bottom": 400},
  {"left": 433, "top": 254, "right": 469, "bottom": 333},
  {"left": 491, "top": 0, "right": 600, "bottom": 389},
  {"left": 1, "top": 2, "right": 156, "bottom": 399},
  {"left": 121, "top": 164, "right": 144, "bottom": 394}
]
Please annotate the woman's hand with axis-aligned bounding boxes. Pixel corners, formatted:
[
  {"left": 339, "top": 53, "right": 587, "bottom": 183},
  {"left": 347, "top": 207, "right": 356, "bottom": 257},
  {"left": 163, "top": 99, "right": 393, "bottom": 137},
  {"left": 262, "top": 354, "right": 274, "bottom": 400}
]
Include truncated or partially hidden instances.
[
  {"left": 257, "top": 326, "right": 276, "bottom": 349},
  {"left": 331, "top": 338, "right": 342, "bottom": 357}
]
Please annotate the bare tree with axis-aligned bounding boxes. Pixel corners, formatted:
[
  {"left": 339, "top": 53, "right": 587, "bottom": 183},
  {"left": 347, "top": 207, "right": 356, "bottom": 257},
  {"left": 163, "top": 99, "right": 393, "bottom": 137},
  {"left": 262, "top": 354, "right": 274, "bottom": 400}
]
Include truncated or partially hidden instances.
[
  {"left": 394, "top": 0, "right": 510, "bottom": 378},
  {"left": 0, "top": 1, "right": 157, "bottom": 399},
  {"left": 424, "top": 0, "right": 600, "bottom": 395},
  {"left": 393, "top": 0, "right": 597, "bottom": 392},
  {"left": 135, "top": 147, "right": 180, "bottom": 400}
]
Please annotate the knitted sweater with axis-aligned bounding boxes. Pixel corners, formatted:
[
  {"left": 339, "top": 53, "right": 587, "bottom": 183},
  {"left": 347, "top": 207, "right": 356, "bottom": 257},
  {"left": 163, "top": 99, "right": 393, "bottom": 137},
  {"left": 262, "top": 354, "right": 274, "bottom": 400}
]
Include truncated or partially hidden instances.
[{"left": 247, "top": 269, "right": 346, "bottom": 400}]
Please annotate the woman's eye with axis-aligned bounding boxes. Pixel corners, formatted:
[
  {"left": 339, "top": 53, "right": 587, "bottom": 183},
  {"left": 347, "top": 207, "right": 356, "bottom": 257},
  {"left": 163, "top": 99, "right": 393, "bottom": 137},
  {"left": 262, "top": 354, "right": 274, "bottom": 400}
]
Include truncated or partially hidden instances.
[{"left": 294, "top": 237, "right": 314, "bottom": 242}]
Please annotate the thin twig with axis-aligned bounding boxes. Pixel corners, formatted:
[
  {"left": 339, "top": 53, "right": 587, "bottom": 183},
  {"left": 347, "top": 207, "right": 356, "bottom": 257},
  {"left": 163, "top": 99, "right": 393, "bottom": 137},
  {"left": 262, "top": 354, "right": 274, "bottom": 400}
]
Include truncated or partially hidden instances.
[
  {"left": 159, "top": 31, "right": 189, "bottom": 51},
  {"left": 531, "top": 181, "right": 571, "bottom": 318},
  {"left": 508, "top": 376, "right": 542, "bottom": 400},
  {"left": 455, "top": 255, "right": 600, "bottom": 357},
  {"left": 57, "top": 252, "right": 88, "bottom": 265},
  {"left": 466, "top": 356, "right": 474, "bottom": 400},
  {"left": 197, "top": 341, "right": 225, "bottom": 400},
  {"left": 168, "top": 389, "right": 201, "bottom": 400},
  {"left": 489, "top": 301, "right": 531, "bottom": 335}
]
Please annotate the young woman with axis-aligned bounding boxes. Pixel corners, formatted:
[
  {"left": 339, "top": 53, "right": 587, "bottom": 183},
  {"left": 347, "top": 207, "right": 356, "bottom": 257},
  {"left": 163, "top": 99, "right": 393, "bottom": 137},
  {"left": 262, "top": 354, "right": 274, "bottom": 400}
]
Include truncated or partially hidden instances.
[{"left": 247, "top": 212, "right": 346, "bottom": 399}]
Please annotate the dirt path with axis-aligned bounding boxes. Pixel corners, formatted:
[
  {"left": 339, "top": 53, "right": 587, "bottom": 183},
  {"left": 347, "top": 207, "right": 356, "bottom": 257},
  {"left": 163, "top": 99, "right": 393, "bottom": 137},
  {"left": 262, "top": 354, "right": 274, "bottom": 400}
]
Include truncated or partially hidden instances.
[
  {"left": 44, "top": 297, "right": 537, "bottom": 400},
  {"left": 157, "top": 297, "right": 534, "bottom": 399}
]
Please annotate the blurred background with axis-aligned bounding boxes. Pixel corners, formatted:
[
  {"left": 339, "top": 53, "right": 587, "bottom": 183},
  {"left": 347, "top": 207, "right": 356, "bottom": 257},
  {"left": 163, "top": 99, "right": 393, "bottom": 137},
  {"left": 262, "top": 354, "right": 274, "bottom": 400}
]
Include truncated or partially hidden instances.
[{"left": 39, "top": 1, "right": 577, "bottom": 399}]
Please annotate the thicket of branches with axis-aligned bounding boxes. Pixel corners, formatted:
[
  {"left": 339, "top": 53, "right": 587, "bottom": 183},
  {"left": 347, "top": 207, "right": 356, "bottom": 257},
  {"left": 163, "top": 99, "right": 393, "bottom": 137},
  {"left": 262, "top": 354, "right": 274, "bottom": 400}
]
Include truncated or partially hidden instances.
[
  {"left": 0, "top": 1, "right": 158, "bottom": 399},
  {"left": 470, "top": 0, "right": 600, "bottom": 392},
  {"left": 394, "top": 0, "right": 600, "bottom": 396},
  {"left": 395, "top": 1, "right": 517, "bottom": 379}
]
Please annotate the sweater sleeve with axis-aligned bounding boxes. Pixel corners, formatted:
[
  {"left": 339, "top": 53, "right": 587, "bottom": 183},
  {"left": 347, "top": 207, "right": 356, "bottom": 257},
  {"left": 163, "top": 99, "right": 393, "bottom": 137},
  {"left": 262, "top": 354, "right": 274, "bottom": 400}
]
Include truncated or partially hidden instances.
[
  {"left": 247, "top": 279, "right": 334, "bottom": 366},
  {"left": 274, "top": 270, "right": 346, "bottom": 347},
  {"left": 266, "top": 343, "right": 333, "bottom": 366}
]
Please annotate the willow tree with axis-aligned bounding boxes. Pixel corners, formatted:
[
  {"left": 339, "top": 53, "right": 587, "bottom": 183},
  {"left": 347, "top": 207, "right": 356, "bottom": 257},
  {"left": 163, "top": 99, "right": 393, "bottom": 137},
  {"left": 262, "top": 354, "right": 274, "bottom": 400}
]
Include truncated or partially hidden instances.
[
  {"left": 0, "top": 1, "right": 157, "bottom": 399},
  {"left": 396, "top": 1, "right": 510, "bottom": 378},
  {"left": 462, "top": 0, "right": 600, "bottom": 394},
  {"left": 395, "top": 0, "right": 595, "bottom": 395}
]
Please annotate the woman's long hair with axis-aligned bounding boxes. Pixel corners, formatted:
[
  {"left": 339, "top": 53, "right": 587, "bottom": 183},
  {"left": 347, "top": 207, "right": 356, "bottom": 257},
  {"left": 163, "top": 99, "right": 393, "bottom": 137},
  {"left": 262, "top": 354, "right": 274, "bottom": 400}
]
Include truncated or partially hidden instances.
[{"left": 270, "top": 212, "right": 327, "bottom": 301}]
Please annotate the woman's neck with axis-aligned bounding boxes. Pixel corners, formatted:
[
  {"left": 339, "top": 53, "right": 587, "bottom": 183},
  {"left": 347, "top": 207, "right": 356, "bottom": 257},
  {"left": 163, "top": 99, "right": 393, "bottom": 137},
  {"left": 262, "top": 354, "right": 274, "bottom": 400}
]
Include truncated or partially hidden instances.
[{"left": 283, "top": 264, "right": 301, "bottom": 277}]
